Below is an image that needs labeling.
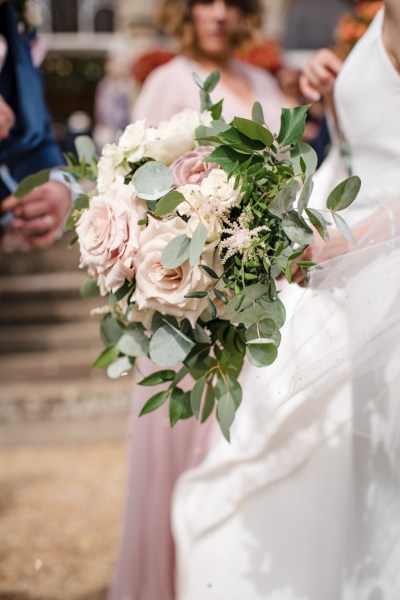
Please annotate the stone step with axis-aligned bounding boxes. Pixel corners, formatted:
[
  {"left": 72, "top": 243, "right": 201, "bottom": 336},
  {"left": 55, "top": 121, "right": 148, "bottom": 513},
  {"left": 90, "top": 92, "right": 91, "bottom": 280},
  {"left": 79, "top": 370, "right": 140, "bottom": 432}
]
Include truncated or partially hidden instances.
[
  {"left": 0, "top": 321, "right": 101, "bottom": 354},
  {"left": 0, "top": 297, "right": 103, "bottom": 325},
  {"left": 0, "top": 348, "right": 112, "bottom": 382},
  {"left": 0, "top": 270, "right": 87, "bottom": 297},
  {"left": 0, "top": 378, "right": 132, "bottom": 424}
]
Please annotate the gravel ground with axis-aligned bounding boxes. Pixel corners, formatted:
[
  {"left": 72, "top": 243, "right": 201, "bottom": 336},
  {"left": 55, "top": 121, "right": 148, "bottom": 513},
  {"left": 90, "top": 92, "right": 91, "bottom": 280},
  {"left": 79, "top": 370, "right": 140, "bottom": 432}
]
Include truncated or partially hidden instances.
[{"left": 0, "top": 438, "right": 128, "bottom": 600}]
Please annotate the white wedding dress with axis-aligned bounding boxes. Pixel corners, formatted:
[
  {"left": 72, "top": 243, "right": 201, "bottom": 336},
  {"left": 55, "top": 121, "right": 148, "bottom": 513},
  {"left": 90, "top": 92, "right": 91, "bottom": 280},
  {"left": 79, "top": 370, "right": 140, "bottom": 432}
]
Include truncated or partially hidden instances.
[{"left": 172, "top": 10, "right": 400, "bottom": 600}]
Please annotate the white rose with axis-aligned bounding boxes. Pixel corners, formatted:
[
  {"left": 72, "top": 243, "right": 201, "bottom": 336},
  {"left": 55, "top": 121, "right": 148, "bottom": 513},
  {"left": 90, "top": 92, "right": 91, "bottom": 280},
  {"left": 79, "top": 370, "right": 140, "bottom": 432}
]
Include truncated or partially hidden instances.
[
  {"left": 118, "top": 120, "right": 156, "bottom": 162},
  {"left": 143, "top": 109, "right": 211, "bottom": 166},
  {"left": 97, "top": 143, "right": 129, "bottom": 193},
  {"left": 188, "top": 213, "right": 222, "bottom": 246},
  {"left": 200, "top": 168, "right": 243, "bottom": 209},
  {"left": 76, "top": 183, "right": 147, "bottom": 295},
  {"left": 132, "top": 215, "right": 223, "bottom": 327}
]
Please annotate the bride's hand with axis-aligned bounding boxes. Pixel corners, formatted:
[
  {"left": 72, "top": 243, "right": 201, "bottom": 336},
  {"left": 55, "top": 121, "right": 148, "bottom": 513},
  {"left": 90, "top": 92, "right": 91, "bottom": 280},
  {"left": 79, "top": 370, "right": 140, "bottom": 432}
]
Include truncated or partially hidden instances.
[{"left": 299, "top": 49, "right": 342, "bottom": 102}]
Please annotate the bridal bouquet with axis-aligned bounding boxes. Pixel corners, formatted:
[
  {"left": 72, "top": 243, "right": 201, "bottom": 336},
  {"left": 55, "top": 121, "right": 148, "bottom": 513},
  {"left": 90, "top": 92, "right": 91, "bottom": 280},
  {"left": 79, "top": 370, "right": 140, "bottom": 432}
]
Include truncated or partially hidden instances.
[{"left": 16, "top": 72, "right": 359, "bottom": 439}]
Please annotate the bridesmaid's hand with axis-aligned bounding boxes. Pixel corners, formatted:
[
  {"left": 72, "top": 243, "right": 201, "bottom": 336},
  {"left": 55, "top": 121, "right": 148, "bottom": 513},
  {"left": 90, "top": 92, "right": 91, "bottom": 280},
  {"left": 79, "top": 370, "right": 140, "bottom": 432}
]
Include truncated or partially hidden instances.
[
  {"left": 0, "top": 95, "right": 15, "bottom": 140},
  {"left": 299, "top": 49, "right": 342, "bottom": 102}
]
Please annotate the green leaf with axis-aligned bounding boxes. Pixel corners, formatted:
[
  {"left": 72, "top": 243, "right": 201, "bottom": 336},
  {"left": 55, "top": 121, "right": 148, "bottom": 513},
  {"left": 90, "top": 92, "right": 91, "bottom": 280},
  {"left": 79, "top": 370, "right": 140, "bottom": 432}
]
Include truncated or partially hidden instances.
[
  {"left": 252, "top": 101, "right": 265, "bottom": 125},
  {"left": 139, "top": 390, "right": 169, "bottom": 416},
  {"left": 75, "top": 135, "right": 96, "bottom": 164},
  {"left": 209, "top": 98, "right": 224, "bottom": 120},
  {"left": 246, "top": 339, "right": 278, "bottom": 367},
  {"left": 206, "top": 145, "right": 256, "bottom": 172},
  {"left": 138, "top": 370, "right": 176, "bottom": 386},
  {"left": 169, "top": 387, "right": 191, "bottom": 426},
  {"left": 184, "top": 291, "right": 208, "bottom": 298},
  {"left": 149, "top": 322, "right": 195, "bottom": 367},
  {"left": 201, "top": 383, "right": 215, "bottom": 423},
  {"left": 246, "top": 318, "right": 281, "bottom": 346},
  {"left": 198, "top": 264, "right": 219, "bottom": 279},
  {"left": 132, "top": 161, "right": 173, "bottom": 201},
  {"left": 154, "top": 190, "right": 185, "bottom": 216},
  {"left": 326, "top": 175, "right": 361, "bottom": 211},
  {"left": 268, "top": 182, "right": 299, "bottom": 218},
  {"left": 190, "top": 223, "right": 208, "bottom": 266},
  {"left": 332, "top": 212, "right": 357, "bottom": 245},
  {"left": 14, "top": 168, "right": 52, "bottom": 199},
  {"left": 297, "top": 175, "right": 314, "bottom": 215},
  {"left": 208, "top": 297, "right": 217, "bottom": 319},
  {"left": 257, "top": 296, "right": 286, "bottom": 329},
  {"left": 101, "top": 316, "right": 123, "bottom": 346},
  {"left": 92, "top": 344, "right": 119, "bottom": 368},
  {"left": 232, "top": 117, "right": 273, "bottom": 147},
  {"left": 215, "top": 375, "right": 242, "bottom": 441},
  {"left": 191, "top": 376, "right": 206, "bottom": 420},
  {"left": 116, "top": 328, "right": 149, "bottom": 357},
  {"left": 107, "top": 356, "right": 132, "bottom": 379},
  {"left": 289, "top": 142, "right": 318, "bottom": 178},
  {"left": 109, "top": 280, "right": 134, "bottom": 304},
  {"left": 282, "top": 211, "right": 314, "bottom": 245},
  {"left": 80, "top": 278, "right": 100, "bottom": 299},
  {"left": 214, "top": 289, "right": 229, "bottom": 304},
  {"left": 203, "top": 70, "right": 220, "bottom": 93},
  {"left": 277, "top": 105, "right": 310, "bottom": 147},
  {"left": 192, "top": 71, "right": 205, "bottom": 89},
  {"left": 218, "top": 127, "right": 266, "bottom": 151},
  {"left": 161, "top": 234, "right": 191, "bottom": 268},
  {"left": 305, "top": 208, "right": 329, "bottom": 241}
]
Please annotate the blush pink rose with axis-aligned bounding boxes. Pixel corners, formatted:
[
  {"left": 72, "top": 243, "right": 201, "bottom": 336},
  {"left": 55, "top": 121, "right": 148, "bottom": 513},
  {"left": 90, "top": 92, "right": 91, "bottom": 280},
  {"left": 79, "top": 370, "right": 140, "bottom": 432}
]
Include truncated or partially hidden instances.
[
  {"left": 132, "top": 215, "right": 222, "bottom": 327},
  {"left": 170, "top": 146, "right": 218, "bottom": 186},
  {"left": 76, "top": 182, "right": 147, "bottom": 295}
]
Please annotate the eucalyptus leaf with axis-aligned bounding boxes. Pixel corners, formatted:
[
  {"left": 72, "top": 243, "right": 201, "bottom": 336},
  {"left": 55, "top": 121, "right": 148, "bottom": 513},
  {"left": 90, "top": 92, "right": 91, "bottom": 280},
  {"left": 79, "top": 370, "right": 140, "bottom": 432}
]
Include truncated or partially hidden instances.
[
  {"left": 170, "top": 387, "right": 191, "bottom": 426},
  {"left": 268, "top": 182, "right": 299, "bottom": 217},
  {"left": 289, "top": 142, "right": 318, "bottom": 178},
  {"left": 332, "top": 211, "right": 357, "bottom": 245},
  {"left": 191, "top": 376, "right": 206, "bottom": 420},
  {"left": 149, "top": 323, "right": 195, "bottom": 367},
  {"left": 217, "top": 393, "right": 236, "bottom": 441},
  {"left": 15, "top": 168, "right": 52, "bottom": 199},
  {"left": 80, "top": 278, "right": 100, "bottom": 299},
  {"left": 326, "top": 175, "right": 361, "bottom": 211},
  {"left": 161, "top": 234, "right": 191, "bottom": 268},
  {"left": 201, "top": 383, "right": 215, "bottom": 423},
  {"left": 101, "top": 316, "right": 123, "bottom": 346},
  {"left": 245, "top": 318, "right": 281, "bottom": 346},
  {"left": 154, "top": 190, "right": 185, "bottom": 216},
  {"left": 246, "top": 340, "right": 278, "bottom": 367},
  {"left": 190, "top": 223, "right": 208, "bottom": 266},
  {"left": 107, "top": 356, "right": 132, "bottom": 379},
  {"left": 116, "top": 329, "right": 149, "bottom": 357},
  {"left": 282, "top": 211, "right": 314, "bottom": 245},
  {"left": 297, "top": 176, "right": 314, "bottom": 215},
  {"left": 252, "top": 101, "right": 265, "bottom": 125},
  {"left": 305, "top": 208, "right": 329, "bottom": 241},
  {"left": 277, "top": 105, "right": 310, "bottom": 147},
  {"left": 203, "top": 70, "right": 220, "bottom": 93},
  {"left": 132, "top": 161, "right": 173, "bottom": 201},
  {"left": 75, "top": 135, "right": 96, "bottom": 164}
]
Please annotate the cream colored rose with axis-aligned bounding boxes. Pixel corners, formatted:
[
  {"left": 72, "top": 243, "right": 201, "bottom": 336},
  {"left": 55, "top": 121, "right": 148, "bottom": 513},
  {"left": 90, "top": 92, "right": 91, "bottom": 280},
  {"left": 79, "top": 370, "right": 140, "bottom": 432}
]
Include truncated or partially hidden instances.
[
  {"left": 76, "top": 182, "right": 147, "bottom": 295},
  {"left": 97, "top": 143, "right": 129, "bottom": 193},
  {"left": 200, "top": 168, "right": 243, "bottom": 209},
  {"left": 143, "top": 109, "right": 212, "bottom": 165},
  {"left": 118, "top": 120, "right": 156, "bottom": 162},
  {"left": 132, "top": 215, "right": 223, "bottom": 326}
]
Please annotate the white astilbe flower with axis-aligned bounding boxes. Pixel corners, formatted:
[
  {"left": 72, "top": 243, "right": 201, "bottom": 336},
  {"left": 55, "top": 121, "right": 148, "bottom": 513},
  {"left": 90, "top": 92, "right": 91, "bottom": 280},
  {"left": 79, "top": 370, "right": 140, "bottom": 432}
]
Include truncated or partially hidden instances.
[{"left": 219, "top": 211, "right": 268, "bottom": 262}]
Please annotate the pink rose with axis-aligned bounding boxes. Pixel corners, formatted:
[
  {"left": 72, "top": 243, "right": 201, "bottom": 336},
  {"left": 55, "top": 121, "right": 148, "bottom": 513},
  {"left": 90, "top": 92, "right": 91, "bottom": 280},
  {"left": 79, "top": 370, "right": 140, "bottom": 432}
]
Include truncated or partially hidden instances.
[
  {"left": 170, "top": 146, "right": 218, "bottom": 186},
  {"left": 132, "top": 215, "right": 223, "bottom": 327},
  {"left": 76, "top": 182, "right": 147, "bottom": 295}
]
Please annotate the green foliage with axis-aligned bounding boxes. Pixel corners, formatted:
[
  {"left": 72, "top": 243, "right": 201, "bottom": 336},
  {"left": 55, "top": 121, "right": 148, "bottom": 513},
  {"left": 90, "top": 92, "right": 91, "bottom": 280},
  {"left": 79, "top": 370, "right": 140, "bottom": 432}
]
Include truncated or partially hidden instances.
[{"left": 132, "top": 161, "right": 173, "bottom": 201}]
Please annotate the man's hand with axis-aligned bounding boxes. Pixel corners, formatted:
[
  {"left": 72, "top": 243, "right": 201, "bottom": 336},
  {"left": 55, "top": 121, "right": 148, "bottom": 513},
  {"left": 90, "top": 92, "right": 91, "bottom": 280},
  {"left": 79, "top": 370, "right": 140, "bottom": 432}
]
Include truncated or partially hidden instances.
[
  {"left": 0, "top": 95, "right": 15, "bottom": 140},
  {"left": 2, "top": 181, "right": 71, "bottom": 248},
  {"left": 299, "top": 49, "right": 342, "bottom": 102}
]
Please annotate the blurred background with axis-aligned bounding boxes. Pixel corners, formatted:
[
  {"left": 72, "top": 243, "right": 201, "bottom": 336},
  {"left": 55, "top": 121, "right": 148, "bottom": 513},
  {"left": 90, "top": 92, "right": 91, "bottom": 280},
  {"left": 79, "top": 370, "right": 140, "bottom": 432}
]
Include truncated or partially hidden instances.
[{"left": 0, "top": 1, "right": 382, "bottom": 598}]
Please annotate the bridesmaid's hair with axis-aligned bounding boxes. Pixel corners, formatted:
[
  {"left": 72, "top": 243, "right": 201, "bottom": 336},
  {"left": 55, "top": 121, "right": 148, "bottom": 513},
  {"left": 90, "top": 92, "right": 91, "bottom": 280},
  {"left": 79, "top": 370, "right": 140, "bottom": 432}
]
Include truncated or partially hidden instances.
[{"left": 157, "top": 0, "right": 264, "bottom": 53}]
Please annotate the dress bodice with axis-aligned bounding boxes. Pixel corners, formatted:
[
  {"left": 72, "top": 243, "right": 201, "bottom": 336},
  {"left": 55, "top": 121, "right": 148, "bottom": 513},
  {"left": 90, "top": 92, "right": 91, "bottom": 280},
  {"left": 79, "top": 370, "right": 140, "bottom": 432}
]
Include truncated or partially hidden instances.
[{"left": 335, "top": 9, "right": 400, "bottom": 198}]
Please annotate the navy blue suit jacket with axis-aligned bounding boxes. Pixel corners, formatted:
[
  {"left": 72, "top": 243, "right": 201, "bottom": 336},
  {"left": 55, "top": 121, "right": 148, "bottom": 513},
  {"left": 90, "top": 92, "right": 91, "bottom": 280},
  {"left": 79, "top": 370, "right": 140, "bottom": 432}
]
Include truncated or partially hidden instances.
[{"left": 0, "top": 1, "right": 63, "bottom": 200}]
